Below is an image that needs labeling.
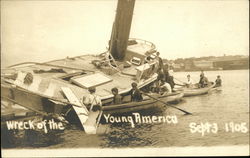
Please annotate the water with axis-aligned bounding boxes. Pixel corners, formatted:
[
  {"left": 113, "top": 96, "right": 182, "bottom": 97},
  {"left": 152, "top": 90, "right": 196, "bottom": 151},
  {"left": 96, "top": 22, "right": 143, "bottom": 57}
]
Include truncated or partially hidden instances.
[{"left": 2, "top": 70, "right": 249, "bottom": 148}]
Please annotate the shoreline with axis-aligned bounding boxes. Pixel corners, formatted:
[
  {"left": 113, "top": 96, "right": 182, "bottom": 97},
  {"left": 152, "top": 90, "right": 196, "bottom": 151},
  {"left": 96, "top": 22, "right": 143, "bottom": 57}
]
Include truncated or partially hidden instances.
[{"left": 173, "top": 68, "right": 249, "bottom": 72}]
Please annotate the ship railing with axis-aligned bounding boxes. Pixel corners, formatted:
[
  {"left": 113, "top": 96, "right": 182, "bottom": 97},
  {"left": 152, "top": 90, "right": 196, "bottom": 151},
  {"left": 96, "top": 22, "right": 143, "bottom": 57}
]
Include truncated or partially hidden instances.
[{"left": 128, "top": 38, "right": 156, "bottom": 53}]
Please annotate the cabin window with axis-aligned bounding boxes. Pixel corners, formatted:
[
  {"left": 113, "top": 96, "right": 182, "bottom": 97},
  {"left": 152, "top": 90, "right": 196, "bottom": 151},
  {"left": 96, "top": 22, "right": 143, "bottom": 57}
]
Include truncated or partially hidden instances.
[{"left": 130, "top": 57, "right": 141, "bottom": 66}]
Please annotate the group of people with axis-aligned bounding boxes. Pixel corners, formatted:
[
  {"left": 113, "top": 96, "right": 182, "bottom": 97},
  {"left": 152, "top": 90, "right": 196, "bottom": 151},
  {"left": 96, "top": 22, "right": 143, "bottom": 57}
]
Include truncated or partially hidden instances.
[
  {"left": 184, "top": 70, "right": 222, "bottom": 88},
  {"left": 81, "top": 55, "right": 175, "bottom": 111},
  {"left": 82, "top": 82, "right": 144, "bottom": 112},
  {"left": 81, "top": 65, "right": 223, "bottom": 112},
  {"left": 111, "top": 82, "right": 143, "bottom": 104},
  {"left": 149, "top": 64, "right": 177, "bottom": 95},
  {"left": 144, "top": 52, "right": 176, "bottom": 95}
]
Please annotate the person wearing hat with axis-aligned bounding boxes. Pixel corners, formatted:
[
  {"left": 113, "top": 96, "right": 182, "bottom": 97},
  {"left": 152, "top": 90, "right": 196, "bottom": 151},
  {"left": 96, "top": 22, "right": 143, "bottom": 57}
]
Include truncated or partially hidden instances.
[
  {"left": 129, "top": 82, "right": 143, "bottom": 102},
  {"left": 82, "top": 87, "right": 102, "bottom": 111},
  {"left": 198, "top": 73, "right": 209, "bottom": 88},
  {"left": 214, "top": 75, "right": 222, "bottom": 87}
]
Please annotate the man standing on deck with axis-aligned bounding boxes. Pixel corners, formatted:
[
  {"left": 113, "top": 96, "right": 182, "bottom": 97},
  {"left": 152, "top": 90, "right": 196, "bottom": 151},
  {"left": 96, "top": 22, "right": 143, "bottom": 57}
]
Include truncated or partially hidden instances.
[
  {"left": 82, "top": 87, "right": 102, "bottom": 111},
  {"left": 156, "top": 52, "right": 164, "bottom": 69}
]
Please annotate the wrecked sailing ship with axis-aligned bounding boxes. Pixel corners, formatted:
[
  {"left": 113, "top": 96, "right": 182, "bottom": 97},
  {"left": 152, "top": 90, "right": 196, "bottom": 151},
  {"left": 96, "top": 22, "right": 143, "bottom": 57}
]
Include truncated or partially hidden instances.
[{"left": 1, "top": 0, "right": 183, "bottom": 134}]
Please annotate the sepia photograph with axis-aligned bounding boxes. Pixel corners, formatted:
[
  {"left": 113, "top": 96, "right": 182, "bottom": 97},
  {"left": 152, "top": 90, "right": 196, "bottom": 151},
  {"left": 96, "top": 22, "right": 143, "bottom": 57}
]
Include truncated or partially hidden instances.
[{"left": 1, "top": 0, "right": 249, "bottom": 157}]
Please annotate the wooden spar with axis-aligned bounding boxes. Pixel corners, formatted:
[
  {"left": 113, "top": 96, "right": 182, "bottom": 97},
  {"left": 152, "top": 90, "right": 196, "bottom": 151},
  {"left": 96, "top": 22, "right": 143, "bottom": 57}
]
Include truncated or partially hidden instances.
[
  {"left": 141, "top": 92, "right": 192, "bottom": 115},
  {"left": 61, "top": 87, "right": 102, "bottom": 134},
  {"left": 110, "top": 0, "right": 136, "bottom": 60}
]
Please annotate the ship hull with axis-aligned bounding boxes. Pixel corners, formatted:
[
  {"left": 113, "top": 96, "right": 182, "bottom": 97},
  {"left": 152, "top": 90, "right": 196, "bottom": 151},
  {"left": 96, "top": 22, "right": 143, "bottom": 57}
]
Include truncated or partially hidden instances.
[{"left": 1, "top": 83, "right": 183, "bottom": 116}]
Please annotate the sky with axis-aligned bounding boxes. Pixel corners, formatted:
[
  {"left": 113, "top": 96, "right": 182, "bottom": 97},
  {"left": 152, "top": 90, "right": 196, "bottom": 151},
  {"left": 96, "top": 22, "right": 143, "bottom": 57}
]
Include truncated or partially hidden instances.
[{"left": 1, "top": 0, "right": 249, "bottom": 68}]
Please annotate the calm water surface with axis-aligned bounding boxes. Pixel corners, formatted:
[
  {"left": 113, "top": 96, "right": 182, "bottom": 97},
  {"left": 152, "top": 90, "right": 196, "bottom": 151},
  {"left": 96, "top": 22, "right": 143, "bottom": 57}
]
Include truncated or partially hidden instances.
[{"left": 5, "top": 70, "right": 250, "bottom": 148}]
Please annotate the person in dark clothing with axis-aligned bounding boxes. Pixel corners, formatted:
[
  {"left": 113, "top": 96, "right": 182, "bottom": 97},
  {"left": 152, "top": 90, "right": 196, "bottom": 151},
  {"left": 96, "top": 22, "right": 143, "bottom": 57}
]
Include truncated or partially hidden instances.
[
  {"left": 111, "top": 87, "right": 122, "bottom": 104},
  {"left": 164, "top": 70, "right": 175, "bottom": 91},
  {"left": 199, "top": 70, "right": 205, "bottom": 83},
  {"left": 161, "top": 65, "right": 175, "bottom": 91},
  {"left": 163, "top": 67, "right": 169, "bottom": 82},
  {"left": 167, "top": 75, "right": 175, "bottom": 90},
  {"left": 200, "top": 70, "right": 204, "bottom": 76},
  {"left": 215, "top": 75, "right": 222, "bottom": 87},
  {"left": 199, "top": 74, "right": 209, "bottom": 88},
  {"left": 129, "top": 82, "right": 143, "bottom": 102},
  {"left": 157, "top": 68, "right": 165, "bottom": 81},
  {"left": 156, "top": 52, "right": 164, "bottom": 69}
]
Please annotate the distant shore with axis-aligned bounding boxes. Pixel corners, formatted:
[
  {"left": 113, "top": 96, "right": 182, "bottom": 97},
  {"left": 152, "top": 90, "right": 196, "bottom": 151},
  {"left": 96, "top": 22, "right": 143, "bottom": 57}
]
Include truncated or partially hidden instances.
[
  {"left": 163, "top": 55, "right": 249, "bottom": 72},
  {"left": 173, "top": 68, "right": 249, "bottom": 72}
]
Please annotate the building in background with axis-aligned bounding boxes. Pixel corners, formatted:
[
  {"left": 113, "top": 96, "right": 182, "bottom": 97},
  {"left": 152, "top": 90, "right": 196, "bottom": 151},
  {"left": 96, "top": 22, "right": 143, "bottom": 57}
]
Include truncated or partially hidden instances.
[
  {"left": 164, "top": 55, "right": 249, "bottom": 72},
  {"left": 193, "top": 60, "right": 214, "bottom": 70},
  {"left": 213, "top": 58, "right": 249, "bottom": 70}
]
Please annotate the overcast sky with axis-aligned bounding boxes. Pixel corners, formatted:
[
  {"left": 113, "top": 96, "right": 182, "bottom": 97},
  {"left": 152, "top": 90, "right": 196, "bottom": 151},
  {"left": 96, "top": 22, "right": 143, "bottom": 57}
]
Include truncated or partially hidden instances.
[{"left": 1, "top": 0, "right": 249, "bottom": 67}]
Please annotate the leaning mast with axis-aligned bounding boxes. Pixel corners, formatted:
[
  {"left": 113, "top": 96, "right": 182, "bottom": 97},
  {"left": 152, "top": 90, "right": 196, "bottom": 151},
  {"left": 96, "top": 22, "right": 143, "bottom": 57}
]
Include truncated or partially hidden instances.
[{"left": 109, "top": 0, "right": 136, "bottom": 61}]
